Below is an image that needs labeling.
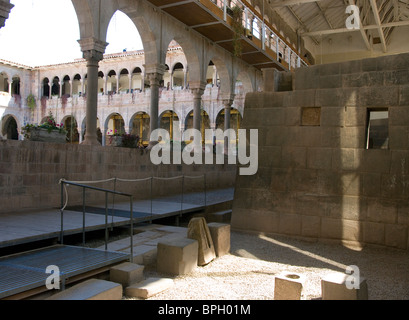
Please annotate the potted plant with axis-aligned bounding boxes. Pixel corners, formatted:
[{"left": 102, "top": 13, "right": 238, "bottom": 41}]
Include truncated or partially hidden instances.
[
  {"left": 26, "top": 93, "right": 37, "bottom": 111},
  {"left": 22, "top": 111, "right": 67, "bottom": 143}
]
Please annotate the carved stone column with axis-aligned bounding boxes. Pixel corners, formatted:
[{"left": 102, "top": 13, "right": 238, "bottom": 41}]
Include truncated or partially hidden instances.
[
  {"left": 191, "top": 88, "right": 205, "bottom": 132},
  {"left": 145, "top": 65, "right": 165, "bottom": 147},
  {"left": 223, "top": 97, "right": 234, "bottom": 154},
  {"left": 78, "top": 38, "right": 107, "bottom": 145}
]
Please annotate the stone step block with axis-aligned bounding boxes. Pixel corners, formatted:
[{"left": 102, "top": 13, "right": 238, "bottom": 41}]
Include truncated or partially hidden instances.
[
  {"left": 120, "top": 245, "right": 157, "bottom": 265},
  {"left": 207, "top": 222, "right": 230, "bottom": 257},
  {"left": 125, "top": 277, "right": 174, "bottom": 299},
  {"left": 274, "top": 272, "right": 305, "bottom": 300},
  {"left": 321, "top": 272, "right": 368, "bottom": 300},
  {"left": 157, "top": 238, "right": 198, "bottom": 275},
  {"left": 110, "top": 262, "right": 144, "bottom": 287},
  {"left": 208, "top": 210, "right": 232, "bottom": 223},
  {"left": 46, "top": 279, "right": 123, "bottom": 300}
]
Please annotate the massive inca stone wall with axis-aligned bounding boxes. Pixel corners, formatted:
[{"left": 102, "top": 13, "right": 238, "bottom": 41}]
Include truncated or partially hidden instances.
[
  {"left": 0, "top": 140, "right": 236, "bottom": 214},
  {"left": 232, "top": 53, "right": 409, "bottom": 250}
]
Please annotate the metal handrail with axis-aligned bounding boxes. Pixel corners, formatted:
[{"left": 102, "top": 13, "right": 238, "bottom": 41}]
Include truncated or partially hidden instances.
[{"left": 59, "top": 179, "right": 134, "bottom": 262}]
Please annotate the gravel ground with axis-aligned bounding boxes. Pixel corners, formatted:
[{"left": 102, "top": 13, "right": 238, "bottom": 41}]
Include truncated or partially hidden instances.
[{"left": 138, "top": 230, "right": 409, "bottom": 300}]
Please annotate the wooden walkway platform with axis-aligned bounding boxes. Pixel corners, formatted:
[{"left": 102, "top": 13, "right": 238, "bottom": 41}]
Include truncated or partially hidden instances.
[
  {"left": 0, "top": 245, "right": 129, "bottom": 299},
  {"left": 0, "top": 188, "right": 234, "bottom": 249}
]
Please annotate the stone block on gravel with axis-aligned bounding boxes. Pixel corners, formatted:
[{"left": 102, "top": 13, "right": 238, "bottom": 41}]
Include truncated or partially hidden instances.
[
  {"left": 110, "top": 262, "right": 144, "bottom": 287},
  {"left": 321, "top": 272, "right": 368, "bottom": 300},
  {"left": 207, "top": 223, "right": 230, "bottom": 257},
  {"left": 274, "top": 272, "right": 305, "bottom": 300},
  {"left": 125, "top": 277, "right": 174, "bottom": 299},
  {"left": 187, "top": 217, "right": 216, "bottom": 266},
  {"left": 157, "top": 238, "right": 198, "bottom": 275}
]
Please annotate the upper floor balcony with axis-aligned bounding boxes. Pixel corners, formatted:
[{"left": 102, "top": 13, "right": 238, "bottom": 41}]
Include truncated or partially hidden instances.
[{"left": 146, "top": 0, "right": 308, "bottom": 71}]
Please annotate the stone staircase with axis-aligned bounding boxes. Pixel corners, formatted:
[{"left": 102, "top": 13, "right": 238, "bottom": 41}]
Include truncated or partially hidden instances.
[
  {"left": 44, "top": 224, "right": 188, "bottom": 300},
  {"left": 45, "top": 221, "right": 230, "bottom": 300}
]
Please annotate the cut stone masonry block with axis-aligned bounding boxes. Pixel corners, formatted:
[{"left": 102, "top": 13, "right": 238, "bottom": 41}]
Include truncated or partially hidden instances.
[
  {"left": 125, "top": 277, "right": 174, "bottom": 299},
  {"left": 157, "top": 238, "right": 198, "bottom": 275},
  {"left": 187, "top": 217, "right": 216, "bottom": 266},
  {"left": 110, "top": 262, "right": 144, "bottom": 287},
  {"left": 321, "top": 272, "right": 368, "bottom": 300},
  {"left": 207, "top": 222, "right": 230, "bottom": 257},
  {"left": 274, "top": 272, "right": 305, "bottom": 300}
]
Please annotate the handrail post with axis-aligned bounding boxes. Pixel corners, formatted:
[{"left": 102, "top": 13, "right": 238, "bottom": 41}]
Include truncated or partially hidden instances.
[
  {"left": 60, "top": 181, "right": 64, "bottom": 244},
  {"left": 82, "top": 187, "right": 86, "bottom": 246},
  {"left": 105, "top": 192, "right": 108, "bottom": 251},
  {"left": 150, "top": 177, "right": 153, "bottom": 223},
  {"left": 223, "top": 0, "right": 227, "bottom": 20},
  {"left": 204, "top": 173, "right": 207, "bottom": 208},
  {"left": 130, "top": 196, "right": 133, "bottom": 262},
  {"left": 181, "top": 175, "right": 184, "bottom": 217}
]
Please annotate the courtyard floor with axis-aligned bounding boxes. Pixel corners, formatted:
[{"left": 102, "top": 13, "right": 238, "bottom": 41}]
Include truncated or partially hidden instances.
[{"left": 140, "top": 229, "right": 409, "bottom": 300}]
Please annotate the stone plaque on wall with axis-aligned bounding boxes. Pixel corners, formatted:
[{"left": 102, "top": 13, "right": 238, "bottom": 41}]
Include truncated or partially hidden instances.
[{"left": 301, "top": 107, "right": 321, "bottom": 126}]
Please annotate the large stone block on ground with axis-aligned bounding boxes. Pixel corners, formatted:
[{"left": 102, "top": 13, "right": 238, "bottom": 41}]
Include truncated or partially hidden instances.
[
  {"left": 47, "top": 279, "right": 122, "bottom": 300},
  {"left": 207, "top": 222, "right": 230, "bottom": 257},
  {"left": 125, "top": 277, "right": 174, "bottom": 299},
  {"left": 157, "top": 238, "right": 198, "bottom": 275},
  {"left": 321, "top": 272, "right": 368, "bottom": 300},
  {"left": 187, "top": 217, "right": 216, "bottom": 265},
  {"left": 110, "top": 262, "right": 144, "bottom": 287},
  {"left": 274, "top": 272, "right": 305, "bottom": 300}
]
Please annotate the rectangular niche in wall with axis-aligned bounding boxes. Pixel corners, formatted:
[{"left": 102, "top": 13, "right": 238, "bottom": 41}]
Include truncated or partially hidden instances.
[
  {"left": 301, "top": 107, "right": 321, "bottom": 126},
  {"left": 366, "top": 109, "right": 389, "bottom": 150}
]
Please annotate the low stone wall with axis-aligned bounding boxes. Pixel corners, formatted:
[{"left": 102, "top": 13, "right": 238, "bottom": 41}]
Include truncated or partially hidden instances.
[
  {"left": 0, "top": 139, "right": 236, "bottom": 214},
  {"left": 232, "top": 52, "right": 409, "bottom": 250}
]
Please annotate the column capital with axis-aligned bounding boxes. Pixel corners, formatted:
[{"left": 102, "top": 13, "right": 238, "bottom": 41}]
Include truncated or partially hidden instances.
[
  {"left": 0, "top": 1, "right": 14, "bottom": 29},
  {"left": 146, "top": 72, "right": 163, "bottom": 87},
  {"left": 144, "top": 63, "right": 166, "bottom": 75},
  {"left": 189, "top": 80, "right": 206, "bottom": 92},
  {"left": 78, "top": 37, "right": 108, "bottom": 62},
  {"left": 222, "top": 94, "right": 235, "bottom": 108},
  {"left": 191, "top": 87, "right": 205, "bottom": 98}
]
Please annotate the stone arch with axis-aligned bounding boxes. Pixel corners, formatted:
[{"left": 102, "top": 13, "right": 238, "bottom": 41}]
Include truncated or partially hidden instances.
[
  {"left": 0, "top": 71, "right": 9, "bottom": 92},
  {"left": 10, "top": 75, "right": 20, "bottom": 96},
  {"left": 62, "top": 75, "right": 71, "bottom": 96},
  {"left": 165, "top": 35, "right": 203, "bottom": 89},
  {"left": 81, "top": 116, "right": 102, "bottom": 143},
  {"left": 72, "top": 74, "right": 82, "bottom": 95},
  {"left": 51, "top": 76, "right": 60, "bottom": 97},
  {"left": 107, "top": 70, "right": 117, "bottom": 93},
  {"left": 171, "top": 62, "right": 185, "bottom": 89},
  {"left": 159, "top": 110, "right": 180, "bottom": 139},
  {"left": 105, "top": 112, "right": 125, "bottom": 136},
  {"left": 112, "top": 3, "right": 160, "bottom": 67},
  {"left": 206, "top": 53, "right": 234, "bottom": 97},
  {"left": 119, "top": 68, "right": 130, "bottom": 93},
  {"left": 42, "top": 78, "right": 50, "bottom": 98},
  {"left": 131, "top": 67, "right": 143, "bottom": 92},
  {"left": 97, "top": 71, "right": 105, "bottom": 94},
  {"left": 130, "top": 111, "right": 150, "bottom": 145},
  {"left": 1, "top": 114, "right": 19, "bottom": 140},
  {"left": 236, "top": 68, "right": 254, "bottom": 94},
  {"left": 185, "top": 109, "right": 210, "bottom": 131},
  {"left": 62, "top": 115, "right": 79, "bottom": 143}
]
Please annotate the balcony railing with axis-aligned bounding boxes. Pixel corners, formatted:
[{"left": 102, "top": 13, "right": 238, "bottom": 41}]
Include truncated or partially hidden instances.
[{"left": 209, "top": 0, "right": 308, "bottom": 69}]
